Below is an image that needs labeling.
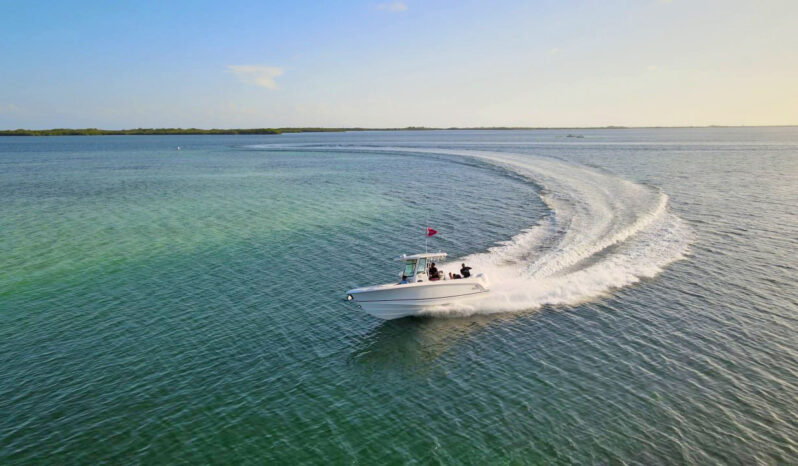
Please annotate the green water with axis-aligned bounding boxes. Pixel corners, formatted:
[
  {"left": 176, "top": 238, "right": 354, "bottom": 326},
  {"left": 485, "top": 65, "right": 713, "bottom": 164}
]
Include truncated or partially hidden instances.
[{"left": 1, "top": 130, "right": 797, "bottom": 464}]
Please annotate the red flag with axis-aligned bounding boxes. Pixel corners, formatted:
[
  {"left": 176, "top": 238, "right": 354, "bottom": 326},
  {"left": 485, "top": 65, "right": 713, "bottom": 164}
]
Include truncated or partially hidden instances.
[{"left": 426, "top": 227, "right": 438, "bottom": 237}]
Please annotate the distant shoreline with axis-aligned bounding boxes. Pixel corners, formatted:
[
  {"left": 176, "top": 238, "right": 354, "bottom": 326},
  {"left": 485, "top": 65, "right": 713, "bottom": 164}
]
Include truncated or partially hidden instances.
[
  {"left": 0, "top": 128, "right": 344, "bottom": 136},
  {"left": 0, "top": 125, "right": 795, "bottom": 136}
]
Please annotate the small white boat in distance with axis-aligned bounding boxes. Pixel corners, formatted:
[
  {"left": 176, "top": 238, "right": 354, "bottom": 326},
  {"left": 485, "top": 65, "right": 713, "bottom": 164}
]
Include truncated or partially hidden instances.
[{"left": 346, "top": 252, "right": 489, "bottom": 320}]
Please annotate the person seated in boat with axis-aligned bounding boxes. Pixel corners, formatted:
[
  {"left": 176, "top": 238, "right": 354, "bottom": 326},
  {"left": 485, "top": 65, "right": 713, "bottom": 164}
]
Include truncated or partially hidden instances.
[
  {"left": 448, "top": 272, "right": 462, "bottom": 280},
  {"left": 428, "top": 262, "right": 441, "bottom": 281},
  {"left": 398, "top": 275, "right": 408, "bottom": 284},
  {"left": 460, "top": 263, "right": 472, "bottom": 278}
]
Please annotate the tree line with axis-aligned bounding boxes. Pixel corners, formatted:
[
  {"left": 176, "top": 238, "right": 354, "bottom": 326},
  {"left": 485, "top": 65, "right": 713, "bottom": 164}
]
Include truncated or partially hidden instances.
[{"left": 0, "top": 128, "right": 359, "bottom": 136}]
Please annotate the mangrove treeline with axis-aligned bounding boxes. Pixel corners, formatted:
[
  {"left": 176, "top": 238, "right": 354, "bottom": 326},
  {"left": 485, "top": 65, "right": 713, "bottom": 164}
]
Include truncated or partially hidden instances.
[{"left": 0, "top": 128, "right": 354, "bottom": 136}]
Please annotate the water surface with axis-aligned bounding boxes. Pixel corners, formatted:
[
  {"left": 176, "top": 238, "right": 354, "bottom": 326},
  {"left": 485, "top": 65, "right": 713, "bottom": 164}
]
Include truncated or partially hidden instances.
[{"left": 1, "top": 128, "right": 796, "bottom": 464}]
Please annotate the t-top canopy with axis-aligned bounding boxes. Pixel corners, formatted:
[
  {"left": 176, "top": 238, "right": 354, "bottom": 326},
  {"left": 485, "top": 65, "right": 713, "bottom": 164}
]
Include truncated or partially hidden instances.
[{"left": 394, "top": 252, "right": 448, "bottom": 261}]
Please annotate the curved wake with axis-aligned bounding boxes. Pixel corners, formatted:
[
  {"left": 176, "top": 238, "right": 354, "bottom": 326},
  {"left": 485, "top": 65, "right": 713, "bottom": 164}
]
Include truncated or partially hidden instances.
[{"left": 253, "top": 145, "right": 692, "bottom": 316}]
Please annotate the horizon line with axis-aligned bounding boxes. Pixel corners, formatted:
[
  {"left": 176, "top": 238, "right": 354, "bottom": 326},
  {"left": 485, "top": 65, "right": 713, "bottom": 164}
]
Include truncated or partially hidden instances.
[{"left": 2, "top": 124, "right": 797, "bottom": 136}]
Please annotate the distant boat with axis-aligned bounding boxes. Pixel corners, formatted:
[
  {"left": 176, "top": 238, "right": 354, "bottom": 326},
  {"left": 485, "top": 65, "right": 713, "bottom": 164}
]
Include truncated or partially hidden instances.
[
  {"left": 176, "top": 146, "right": 181, "bottom": 151},
  {"left": 566, "top": 134, "right": 584, "bottom": 138}
]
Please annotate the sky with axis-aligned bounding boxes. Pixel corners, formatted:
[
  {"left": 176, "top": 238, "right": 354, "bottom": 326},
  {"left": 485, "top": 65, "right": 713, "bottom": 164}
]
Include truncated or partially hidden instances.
[{"left": 1, "top": 0, "right": 796, "bottom": 129}]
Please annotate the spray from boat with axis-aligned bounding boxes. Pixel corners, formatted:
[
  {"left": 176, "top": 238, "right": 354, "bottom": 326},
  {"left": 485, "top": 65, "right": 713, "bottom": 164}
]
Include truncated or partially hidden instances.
[{"left": 248, "top": 144, "right": 692, "bottom": 318}]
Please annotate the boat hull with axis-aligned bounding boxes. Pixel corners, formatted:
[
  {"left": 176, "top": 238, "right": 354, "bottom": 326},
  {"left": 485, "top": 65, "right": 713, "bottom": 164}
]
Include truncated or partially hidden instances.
[{"left": 346, "top": 276, "right": 489, "bottom": 320}]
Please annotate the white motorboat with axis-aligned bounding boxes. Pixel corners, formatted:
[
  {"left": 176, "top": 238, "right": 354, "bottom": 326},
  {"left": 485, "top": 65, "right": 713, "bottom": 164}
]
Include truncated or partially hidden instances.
[{"left": 346, "top": 252, "right": 490, "bottom": 320}]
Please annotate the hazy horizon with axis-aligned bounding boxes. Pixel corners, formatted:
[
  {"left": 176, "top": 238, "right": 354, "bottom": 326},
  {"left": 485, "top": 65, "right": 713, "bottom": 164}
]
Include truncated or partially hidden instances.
[
  {"left": 2, "top": 0, "right": 796, "bottom": 129},
  {"left": 4, "top": 124, "right": 798, "bottom": 132}
]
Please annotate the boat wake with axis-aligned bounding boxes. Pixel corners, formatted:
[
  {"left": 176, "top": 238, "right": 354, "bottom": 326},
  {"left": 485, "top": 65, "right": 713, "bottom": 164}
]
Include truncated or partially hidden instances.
[
  {"left": 252, "top": 145, "right": 692, "bottom": 316},
  {"left": 433, "top": 149, "right": 690, "bottom": 316}
]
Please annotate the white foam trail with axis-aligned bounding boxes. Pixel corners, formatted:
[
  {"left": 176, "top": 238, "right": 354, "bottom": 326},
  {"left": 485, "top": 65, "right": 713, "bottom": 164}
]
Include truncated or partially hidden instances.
[
  {"left": 250, "top": 144, "right": 692, "bottom": 316},
  {"left": 414, "top": 149, "right": 691, "bottom": 315}
]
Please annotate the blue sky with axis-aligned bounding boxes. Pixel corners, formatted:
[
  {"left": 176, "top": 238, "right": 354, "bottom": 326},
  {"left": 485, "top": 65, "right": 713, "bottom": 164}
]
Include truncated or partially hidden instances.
[{"left": 1, "top": 0, "right": 796, "bottom": 128}]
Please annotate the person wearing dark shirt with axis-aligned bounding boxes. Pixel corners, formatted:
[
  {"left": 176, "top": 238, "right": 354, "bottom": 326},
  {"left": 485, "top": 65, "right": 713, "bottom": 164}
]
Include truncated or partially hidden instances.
[
  {"left": 460, "top": 263, "right": 472, "bottom": 278},
  {"left": 429, "top": 262, "right": 440, "bottom": 280}
]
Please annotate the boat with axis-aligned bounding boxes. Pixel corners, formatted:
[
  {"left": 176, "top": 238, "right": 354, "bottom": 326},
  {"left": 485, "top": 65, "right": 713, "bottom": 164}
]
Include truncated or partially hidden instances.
[{"left": 345, "top": 252, "right": 490, "bottom": 320}]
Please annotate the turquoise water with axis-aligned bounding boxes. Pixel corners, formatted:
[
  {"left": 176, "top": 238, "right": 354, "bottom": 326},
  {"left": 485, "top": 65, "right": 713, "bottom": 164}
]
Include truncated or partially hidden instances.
[{"left": 1, "top": 129, "right": 797, "bottom": 463}]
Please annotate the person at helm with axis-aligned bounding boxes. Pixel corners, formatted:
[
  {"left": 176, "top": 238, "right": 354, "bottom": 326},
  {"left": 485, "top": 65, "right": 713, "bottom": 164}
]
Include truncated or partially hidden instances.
[{"left": 428, "top": 262, "right": 441, "bottom": 281}]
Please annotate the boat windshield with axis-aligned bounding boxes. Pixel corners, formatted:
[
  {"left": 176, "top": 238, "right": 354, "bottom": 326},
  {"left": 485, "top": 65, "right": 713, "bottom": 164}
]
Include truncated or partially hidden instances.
[{"left": 403, "top": 260, "right": 417, "bottom": 277}]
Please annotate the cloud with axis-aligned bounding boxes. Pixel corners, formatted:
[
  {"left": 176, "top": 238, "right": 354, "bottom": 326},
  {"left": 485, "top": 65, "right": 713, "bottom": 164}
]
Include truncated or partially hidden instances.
[
  {"left": 227, "top": 65, "right": 284, "bottom": 89},
  {"left": 376, "top": 1, "right": 407, "bottom": 12},
  {"left": 549, "top": 47, "right": 561, "bottom": 55},
  {"left": 0, "top": 103, "right": 19, "bottom": 114}
]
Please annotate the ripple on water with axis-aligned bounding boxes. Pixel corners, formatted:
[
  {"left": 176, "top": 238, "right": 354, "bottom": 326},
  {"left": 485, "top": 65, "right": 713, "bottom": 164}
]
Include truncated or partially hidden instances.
[{"left": 1, "top": 130, "right": 797, "bottom": 463}]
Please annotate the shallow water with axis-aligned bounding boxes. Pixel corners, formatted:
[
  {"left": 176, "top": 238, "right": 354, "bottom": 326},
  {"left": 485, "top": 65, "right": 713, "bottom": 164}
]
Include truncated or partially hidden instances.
[{"left": 1, "top": 128, "right": 797, "bottom": 464}]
